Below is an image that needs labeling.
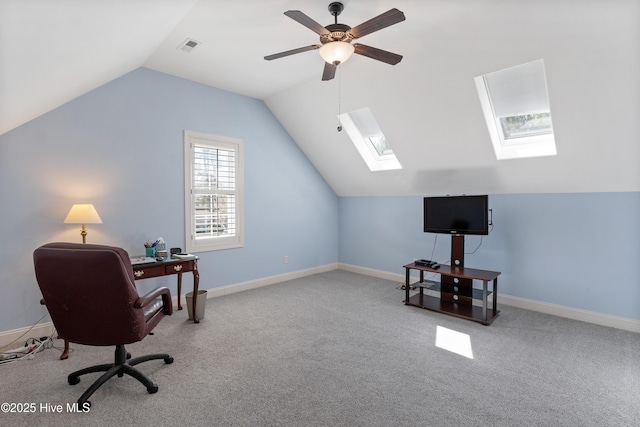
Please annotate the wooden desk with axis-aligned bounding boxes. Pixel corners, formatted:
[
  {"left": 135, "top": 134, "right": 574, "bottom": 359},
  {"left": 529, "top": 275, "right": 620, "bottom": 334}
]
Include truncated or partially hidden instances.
[
  {"left": 132, "top": 256, "right": 200, "bottom": 321},
  {"left": 57, "top": 256, "right": 200, "bottom": 360}
]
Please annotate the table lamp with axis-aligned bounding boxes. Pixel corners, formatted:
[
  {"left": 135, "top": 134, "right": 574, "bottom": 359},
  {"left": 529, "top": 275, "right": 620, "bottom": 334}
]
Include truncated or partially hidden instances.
[{"left": 64, "top": 204, "right": 103, "bottom": 244}]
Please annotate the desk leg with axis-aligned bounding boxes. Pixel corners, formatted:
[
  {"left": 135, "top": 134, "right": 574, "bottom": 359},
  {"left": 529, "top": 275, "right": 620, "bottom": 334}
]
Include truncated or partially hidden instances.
[
  {"left": 405, "top": 268, "right": 410, "bottom": 304},
  {"left": 176, "top": 272, "right": 183, "bottom": 311},
  {"left": 482, "top": 280, "right": 488, "bottom": 322},
  {"left": 60, "top": 339, "right": 69, "bottom": 360},
  {"left": 191, "top": 259, "right": 200, "bottom": 323}
]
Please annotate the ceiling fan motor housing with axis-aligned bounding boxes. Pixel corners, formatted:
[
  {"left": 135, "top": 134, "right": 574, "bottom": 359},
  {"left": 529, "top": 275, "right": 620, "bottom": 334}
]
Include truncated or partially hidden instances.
[{"left": 321, "top": 23, "right": 353, "bottom": 44}]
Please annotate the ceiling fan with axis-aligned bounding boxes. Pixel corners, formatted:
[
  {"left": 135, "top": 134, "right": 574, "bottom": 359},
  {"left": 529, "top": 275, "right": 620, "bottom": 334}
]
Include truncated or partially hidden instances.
[{"left": 264, "top": 2, "right": 406, "bottom": 81}]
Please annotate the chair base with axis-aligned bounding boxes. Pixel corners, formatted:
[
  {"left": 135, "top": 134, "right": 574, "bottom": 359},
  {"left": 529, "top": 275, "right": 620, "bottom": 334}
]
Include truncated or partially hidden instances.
[{"left": 67, "top": 344, "right": 173, "bottom": 406}]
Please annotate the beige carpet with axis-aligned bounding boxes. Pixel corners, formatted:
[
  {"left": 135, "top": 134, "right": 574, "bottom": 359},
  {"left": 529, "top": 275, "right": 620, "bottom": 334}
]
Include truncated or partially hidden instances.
[{"left": 1, "top": 270, "right": 638, "bottom": 426}]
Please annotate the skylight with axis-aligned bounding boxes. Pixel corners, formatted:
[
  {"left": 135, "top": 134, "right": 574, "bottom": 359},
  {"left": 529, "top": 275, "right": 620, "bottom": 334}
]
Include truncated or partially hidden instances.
[
  {"left": 338, "top": 107, "right": 402, "bottom": 171},
  {"left": 474, "top": 59, "right": 557, "bottom": 160}
]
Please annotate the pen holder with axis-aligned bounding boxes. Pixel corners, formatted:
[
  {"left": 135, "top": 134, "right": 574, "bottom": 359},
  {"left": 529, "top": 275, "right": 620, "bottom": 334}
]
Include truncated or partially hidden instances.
[{"left": 145, "top": 247, "right": 156, "bottom": 257}]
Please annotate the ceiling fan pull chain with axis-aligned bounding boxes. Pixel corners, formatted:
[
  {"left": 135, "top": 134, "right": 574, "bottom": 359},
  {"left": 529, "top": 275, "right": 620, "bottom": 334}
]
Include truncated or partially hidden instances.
[{"left": 337, "top": 66, "right": 343, "bottom": 131}]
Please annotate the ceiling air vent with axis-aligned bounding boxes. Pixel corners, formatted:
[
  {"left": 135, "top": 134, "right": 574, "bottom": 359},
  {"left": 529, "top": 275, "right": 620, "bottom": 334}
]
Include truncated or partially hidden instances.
[{"left": 177, "top": 38, "right": 201, "bottom": 53}]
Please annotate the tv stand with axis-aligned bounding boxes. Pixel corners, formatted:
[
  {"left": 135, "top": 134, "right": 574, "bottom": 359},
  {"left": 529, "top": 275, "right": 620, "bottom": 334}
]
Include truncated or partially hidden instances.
[{"left": 403, "top": 235, "right": 500, "bottom": 325}]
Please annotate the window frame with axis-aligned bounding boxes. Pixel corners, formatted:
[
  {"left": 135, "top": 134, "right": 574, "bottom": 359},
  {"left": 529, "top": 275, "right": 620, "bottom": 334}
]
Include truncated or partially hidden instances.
[
  {"left": 338, "top": 107, "right": 402, "bottom": 172},
  {"left": 474, "top": 59, "right": 557, "bottom": 160},
  {"left": 183, "top": 130, "right": 244, "bottom": 253}
]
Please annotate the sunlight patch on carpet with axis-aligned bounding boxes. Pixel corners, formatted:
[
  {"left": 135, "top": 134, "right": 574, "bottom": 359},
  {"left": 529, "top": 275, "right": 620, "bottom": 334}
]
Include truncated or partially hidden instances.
[{"left": 435, "top": 326, "right": 474, "bottom": 359}]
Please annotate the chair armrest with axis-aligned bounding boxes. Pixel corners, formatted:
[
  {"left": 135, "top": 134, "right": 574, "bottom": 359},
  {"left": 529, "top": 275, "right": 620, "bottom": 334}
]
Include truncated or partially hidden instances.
[{"left": 135, "top": 287, "right": 173, "bottom": 315}]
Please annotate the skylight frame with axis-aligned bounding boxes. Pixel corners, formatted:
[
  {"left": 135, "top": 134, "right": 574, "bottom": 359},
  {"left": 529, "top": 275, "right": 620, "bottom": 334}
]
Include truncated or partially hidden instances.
[
  {"left": 474, "top": 59, "right": 557, "bottom": 160},
  {"left": 338, "top": 107, "right": 402, "bottom": 172}
]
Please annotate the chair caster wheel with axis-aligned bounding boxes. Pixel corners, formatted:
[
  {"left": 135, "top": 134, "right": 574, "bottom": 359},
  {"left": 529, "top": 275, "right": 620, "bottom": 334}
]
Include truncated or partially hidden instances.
[
  {"left": 68, "top": 376, "right": 80, "bottom": 385},
  {"left": 147, "top": 384, "right": 158, "bottom": 394},
  {"left": 164, "top": 356, "right": 174, "bottom": 364}
]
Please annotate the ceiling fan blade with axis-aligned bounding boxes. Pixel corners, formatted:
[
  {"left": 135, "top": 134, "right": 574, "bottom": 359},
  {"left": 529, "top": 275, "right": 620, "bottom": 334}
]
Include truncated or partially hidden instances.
[
  {"left": 353, "top": 44, "right": 403, "bottom": 65},
  {"left": 284, "top": 10, "right": 331, "bottom": 36},
  {"left": 264, "top": 45, "right": 321, "bottom": 61},
  {"left": 322, "top": 62, "right": 337, "bottom": 81},
  {"left": 348, "top": 8, "right": 406, "bottom": 39}
]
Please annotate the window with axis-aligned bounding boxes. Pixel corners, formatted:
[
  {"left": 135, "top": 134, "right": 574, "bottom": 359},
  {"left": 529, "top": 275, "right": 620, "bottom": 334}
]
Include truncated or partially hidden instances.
[
  {"left": 183, "top": 130, "right": 244, "bottom": 252},
  {"left": 500, "top": 112, "right": 552, "bottom": 140},
  {"left": 368, "top": 135, "right": 393, "bottom": 156},
  {"left": 338, "top": 107, "right": 402, "bottom": 171},
  {"left": 474, "top": 59, "right": 556, "bottom": 160}
]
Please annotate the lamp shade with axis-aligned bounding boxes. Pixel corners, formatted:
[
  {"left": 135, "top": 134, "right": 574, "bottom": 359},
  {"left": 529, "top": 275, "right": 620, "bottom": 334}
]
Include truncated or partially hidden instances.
[
  {"left": 64, "top": 204, "right": 103, "bottom": 224},
  {"left": 319, "top": 41, "right": 355, "bottom": 65}
]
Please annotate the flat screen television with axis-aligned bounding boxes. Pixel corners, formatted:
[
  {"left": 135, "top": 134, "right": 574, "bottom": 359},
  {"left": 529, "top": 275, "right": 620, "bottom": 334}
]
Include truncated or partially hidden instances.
[{"left": 423, "top": 195, "right": 489, "bottom": 236}]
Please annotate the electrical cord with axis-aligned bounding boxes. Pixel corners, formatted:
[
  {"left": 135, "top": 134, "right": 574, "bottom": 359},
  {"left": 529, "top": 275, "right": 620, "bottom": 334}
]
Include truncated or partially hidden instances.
[
  {"left": 465, "top": 235, "right": 483, "bottom": 255},
  {"left": 430, "top": 234, "right": 438, "bottom": 262},
  {"left": 0, "top": 312, "right": 50, "bottom": 353},
  {"left": 0, "top": 336, "right": 53, "bottom": 365},
  {"left": 464, "top": 223, "right": 493, "bottom": 255}
]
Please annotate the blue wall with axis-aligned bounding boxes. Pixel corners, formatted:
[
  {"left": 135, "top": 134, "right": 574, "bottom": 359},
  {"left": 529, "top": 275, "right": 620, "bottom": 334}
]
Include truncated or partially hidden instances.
[
  {"left": 339, "top": 193, "right": 640, "bottom": 320},
  {"left": 0, "top": 68, "right": 338, "bottom": 332},
  {"left": 1, "top": 66, "right": 638, "bottom": 333}
]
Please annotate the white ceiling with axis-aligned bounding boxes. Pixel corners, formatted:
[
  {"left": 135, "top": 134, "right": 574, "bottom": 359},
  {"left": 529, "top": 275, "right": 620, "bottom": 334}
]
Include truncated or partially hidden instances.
[{"left": 2, "top": 0, "right": 639, "bottom": 196}]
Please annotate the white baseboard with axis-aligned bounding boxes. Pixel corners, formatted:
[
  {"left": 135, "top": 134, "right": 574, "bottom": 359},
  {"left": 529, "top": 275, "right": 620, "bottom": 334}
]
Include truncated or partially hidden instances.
[
  {"left": 498, "top": 294, "right": 640, "bottom": 333},
  {"left": 338, "top": 262, "right": 407, "bottom": 283},
  {"left": 4, "top": 262, "right": 636, "bottom": 348},
  {"left": 338, "top": 263, "right": 640, "bottom": 333},
  {"left": 0, "top": 322, "right": 56, "bottom": 350},
  {"left": 1, "top": 264, "right": 339, "bottom": 349},
  {"left": 201, "top": 263, "right": 339, "bottom": 300}
]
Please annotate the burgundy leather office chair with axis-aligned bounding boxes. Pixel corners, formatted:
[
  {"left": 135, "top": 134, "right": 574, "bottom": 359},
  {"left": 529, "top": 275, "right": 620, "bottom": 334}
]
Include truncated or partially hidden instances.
[{"left": 33, "top": 242, "right": 174, "bottom": 407}]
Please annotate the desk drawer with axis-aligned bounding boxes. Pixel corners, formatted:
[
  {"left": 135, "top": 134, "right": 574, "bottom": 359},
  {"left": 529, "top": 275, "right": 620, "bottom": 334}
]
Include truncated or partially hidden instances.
[
  {"left": 166, "top": 264, "right": 183, "bottom": 274},
  {"left": 133, "top": 265, "right": 164, "bottom": 280},
  {"left": 165, "top": 260, "right": 194, "bottom": 274}
]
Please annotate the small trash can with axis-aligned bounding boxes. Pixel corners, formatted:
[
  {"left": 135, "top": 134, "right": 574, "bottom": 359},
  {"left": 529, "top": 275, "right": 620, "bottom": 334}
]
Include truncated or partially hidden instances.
[{"left": 185, "top": 290, "right": 207, "bottom": 320}]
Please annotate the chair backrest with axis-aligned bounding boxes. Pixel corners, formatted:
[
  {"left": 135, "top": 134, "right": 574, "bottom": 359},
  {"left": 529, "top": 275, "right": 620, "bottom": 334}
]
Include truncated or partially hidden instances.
[{"left": 33, "top": 242, "right": 149, "bottom": 346}]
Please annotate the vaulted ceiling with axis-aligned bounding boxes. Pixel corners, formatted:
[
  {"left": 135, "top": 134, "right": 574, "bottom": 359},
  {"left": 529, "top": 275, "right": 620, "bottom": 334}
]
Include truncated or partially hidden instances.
[{"left": 2, "top": 0, "right": 638, "bottom": 196}]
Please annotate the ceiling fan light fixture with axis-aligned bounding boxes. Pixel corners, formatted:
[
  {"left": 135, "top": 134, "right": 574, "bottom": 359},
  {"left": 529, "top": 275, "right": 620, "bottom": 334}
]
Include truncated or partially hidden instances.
[
  {"left": 319, "top": 41, "right": 354, "bottom": 65},
  {"left": 265, "top": 4, "right": 405, "bottom": 80}
]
